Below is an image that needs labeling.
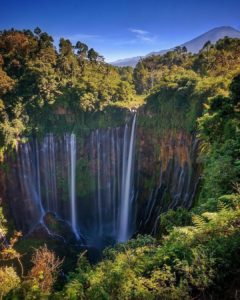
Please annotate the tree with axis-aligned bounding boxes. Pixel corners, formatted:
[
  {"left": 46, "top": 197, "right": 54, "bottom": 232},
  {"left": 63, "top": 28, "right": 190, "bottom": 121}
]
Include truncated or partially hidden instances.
[
  {"left": 59, "top": 38, "right": 73, "bottom": 56},
  {"left": 28, "top": 245, "right": 64, "bottom": 294},
  {"left": 133, "top": 60, "right": 149, "bottom": 94},
  {"left": 202, "top": 40, "right": 212, "bottom": 51},
  {"left": 230, "top": 73, "right": 240, "bottom": 105},
  {"left": 34, "top": 27, "right": 42, "bottom": 36},
  {"left": 201, "top": 40, "right": 212, "bottom": 59},
  {"left": 0, "top": 68, "right": 15, "bottom": 95},
  {"left": 87, "top": 48, "right": 103, "bottom": 62},
  {"left": 174, "top": 46, "right": 182, "bottom": 53},
  {"left": 75, "top": 41, "right": 88, "bottom": 59},
  {"left": 0, "top": 231, "right": 24, "bottom": 276},
  {"left": 38, "top": 32, "right": 54, "bottom": 49}
]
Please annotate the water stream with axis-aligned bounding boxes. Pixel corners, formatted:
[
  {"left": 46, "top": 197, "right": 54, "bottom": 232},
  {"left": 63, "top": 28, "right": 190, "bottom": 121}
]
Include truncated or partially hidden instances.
[{"left": 14, "top": 115, "right": 137, "bottom": 246}]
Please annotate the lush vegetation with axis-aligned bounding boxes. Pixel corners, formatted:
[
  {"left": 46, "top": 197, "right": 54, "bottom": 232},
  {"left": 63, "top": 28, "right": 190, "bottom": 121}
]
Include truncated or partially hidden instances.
[
  {"left": 136, "top": 38, "right": 240, "bottom": 134},
  {"left": 0, "top": 28, "right": 142, "bottom": 158},
  {"left": 0, "top": 29, "right": 240, "bottom": 299}
]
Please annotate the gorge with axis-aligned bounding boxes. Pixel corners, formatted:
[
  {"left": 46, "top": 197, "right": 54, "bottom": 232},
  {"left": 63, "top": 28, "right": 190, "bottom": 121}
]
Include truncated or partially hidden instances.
[{"left": 4, "top": 111, "right": 200, "bottom": 249}]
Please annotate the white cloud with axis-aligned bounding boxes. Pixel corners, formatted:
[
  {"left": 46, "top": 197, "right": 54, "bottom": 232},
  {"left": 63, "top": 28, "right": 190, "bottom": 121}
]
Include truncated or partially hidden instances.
[
  {"left": 129, "top": 28, "right": 149, "bottom": 35},
  {"left": 128, "top": 28, "right": 157, "bottom": 44}
]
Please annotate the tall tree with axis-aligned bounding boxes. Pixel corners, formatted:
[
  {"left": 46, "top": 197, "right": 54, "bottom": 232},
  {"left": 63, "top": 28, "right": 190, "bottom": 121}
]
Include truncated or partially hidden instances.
[
  {"left": 59, "top": 38, "right": 73, "bottom": 56},
  {"left": 75, "top": 41, "right": 88, "bottom": 59},
  {"left": 87, "top": 48, "right": 104, "bottom": 62}
]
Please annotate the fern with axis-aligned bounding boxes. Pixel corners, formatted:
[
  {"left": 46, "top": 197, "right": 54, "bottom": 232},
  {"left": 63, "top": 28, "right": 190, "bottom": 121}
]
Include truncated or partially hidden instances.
[
  {"left": 192, "top": 215, "right": 206, "bottom": 230},
  {"left": 178, "top": 226, "right": 195, "bottom": 237},
  {"left": 217, "top": 200, "right": 230, "bottom": 212},
  {"left": 201, "top": 212, "right": 218, "bottom": 221}
]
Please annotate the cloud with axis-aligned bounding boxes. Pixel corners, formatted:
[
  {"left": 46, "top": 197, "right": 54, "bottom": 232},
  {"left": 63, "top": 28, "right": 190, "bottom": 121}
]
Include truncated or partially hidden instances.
[
  {"left": 128, "top": 28, "right": 157, "bottom": 44},
  {"left": 129, "top": 28, "right": 149, "bottom": 35}
]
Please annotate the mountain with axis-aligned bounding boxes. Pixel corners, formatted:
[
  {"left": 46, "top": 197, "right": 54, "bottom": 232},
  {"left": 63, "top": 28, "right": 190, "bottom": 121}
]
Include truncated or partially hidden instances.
[
  {"left": 110, "top": 56, "right": 142, "bottom": 68},
  {"left": 111, "top": 26, "right": 240, "bottom": 67}
]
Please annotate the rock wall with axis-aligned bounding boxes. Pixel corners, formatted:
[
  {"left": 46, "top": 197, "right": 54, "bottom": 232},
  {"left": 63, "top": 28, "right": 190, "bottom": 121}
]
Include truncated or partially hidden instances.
[
  {"left": 1, "top": 110, "right": 201, "bottom": 245},
  {"left": 135, "top": 128, "right": 200, "bottom": 234}
]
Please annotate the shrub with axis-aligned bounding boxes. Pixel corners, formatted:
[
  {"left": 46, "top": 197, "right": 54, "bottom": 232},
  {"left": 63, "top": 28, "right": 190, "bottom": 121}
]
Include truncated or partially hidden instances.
[
  {"left": 0, "top": 266, "right": 20, "bottom": 299},
  {"left": 28, "top": 244, "right": 64, "bottom": 294}
]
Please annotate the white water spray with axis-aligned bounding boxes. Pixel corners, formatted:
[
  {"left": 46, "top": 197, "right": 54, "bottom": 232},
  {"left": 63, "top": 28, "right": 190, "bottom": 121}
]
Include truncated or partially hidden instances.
[
  {"left": 69, "top": 133, "right": 80, "bottom": 240},
  {"left": 118, "top": 113, "right": 136, "bottom": 242}
]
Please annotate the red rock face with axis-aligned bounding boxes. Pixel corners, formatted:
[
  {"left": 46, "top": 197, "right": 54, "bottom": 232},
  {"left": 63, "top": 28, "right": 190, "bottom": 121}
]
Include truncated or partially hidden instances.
[
  {"left": 136, "top": 128, "right": 200, "bottom": 234},
  {"left": 159, "top": 132, "right": 192, "bottom": 170}
]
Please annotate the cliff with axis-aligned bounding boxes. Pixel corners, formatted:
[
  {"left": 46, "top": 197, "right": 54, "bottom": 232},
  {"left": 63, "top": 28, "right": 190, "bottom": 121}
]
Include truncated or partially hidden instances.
[{"left": 1, "top": 100, "right": 201, "bottom": 248}]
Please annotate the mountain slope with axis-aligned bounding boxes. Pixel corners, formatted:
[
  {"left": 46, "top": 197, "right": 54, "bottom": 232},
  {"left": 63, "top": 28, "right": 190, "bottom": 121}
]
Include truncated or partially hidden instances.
[
  {"left": 110, "top": 56, "right": 142, "bottom": 68},
  {"left": 181, "top": 26, "right": 240, "bottom": 53},
  {"left": 111, "top": 26, "right": 240, "bottom": 67}
]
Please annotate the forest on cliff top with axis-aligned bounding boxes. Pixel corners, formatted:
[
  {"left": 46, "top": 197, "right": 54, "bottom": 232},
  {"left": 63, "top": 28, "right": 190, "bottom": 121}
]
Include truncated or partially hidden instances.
[{"left": 0, "top": 28, "right": 240, "bottom": 299}]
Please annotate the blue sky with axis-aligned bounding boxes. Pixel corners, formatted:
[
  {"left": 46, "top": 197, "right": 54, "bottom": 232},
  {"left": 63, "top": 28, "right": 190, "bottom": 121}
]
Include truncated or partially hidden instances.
[{"left": 1, "top": 0, "right": 240, "bottom": 61}]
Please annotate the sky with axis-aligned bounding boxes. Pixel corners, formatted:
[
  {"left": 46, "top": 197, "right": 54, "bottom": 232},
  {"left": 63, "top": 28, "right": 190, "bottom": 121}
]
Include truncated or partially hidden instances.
[{"left": 1, "top": 0, "right": 240, "bottom": 62}]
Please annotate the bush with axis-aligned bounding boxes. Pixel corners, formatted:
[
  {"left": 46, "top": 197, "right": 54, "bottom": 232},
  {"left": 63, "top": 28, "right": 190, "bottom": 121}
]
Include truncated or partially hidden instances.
[
  {"left": 28, "top": 245, "right": 64, "bottom": 294},
  {"left": 0, "top": 266, "right": 20, "bottom": 299}
]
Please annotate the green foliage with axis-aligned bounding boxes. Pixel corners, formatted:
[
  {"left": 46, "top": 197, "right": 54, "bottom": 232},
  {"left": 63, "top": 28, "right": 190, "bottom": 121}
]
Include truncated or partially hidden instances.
[
  {"left": 63, "top": 252, "right": 91, "bottom": 300},
  {"left": 134, "top": 38, "right": 240, "bottom": 97},
  {"left": 55, "top": 69, "right": 240, "bottom": 300},
  {"left": 58, "top": 194, "right": 240, "bottom": 299},
  {"left": 2, "top": 196, "right": 239, "bottom": 299},
  {"left": 0, "top": 207, "right": 7, "bottom": 236},
  {"left": 138, "top": 68, "right": 202, "bottom": 134},
  {"left": 103, "top": 234, "right": 157, "bottom": 260},
  {"left": 196, "top": 74, "right": 240, "bottom": 207},
  {"left": 76, "top": 157, "right": 95, "bottom": 197},
  {"left": 135, "top": 37, "right": 240, "bottom": 138},
  {"left": 0, "top": 28, "right": 139, "bottom": 155},
  {"left": 0, "top": 266, "right": 20, "bottom": 299},
  {"left": 158, "top": 208, "right": 192, "bottom": 236}
]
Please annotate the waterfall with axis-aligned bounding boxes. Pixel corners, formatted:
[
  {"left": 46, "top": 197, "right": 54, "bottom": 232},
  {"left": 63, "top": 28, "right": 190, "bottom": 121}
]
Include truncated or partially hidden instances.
[
  {"left": 17, "top": 142, "right": 45, "bottom": 231},
  {"left": 69, "top": 133, "right": 79, "bottom": 240},
  {"left": 7, "top": 112, "right": 202, "bottom": 246},
  {"left": 96, "top": 129, "right": 103, "bottom": 235},
  {"left": 41, "top": 134, "right": 57, "bottom": 213},
  {"left": 12, "top": 115, "right": 137, "bottom": 246},
  {"left": 139, "top": 132, "right": 200, "bottom": 233},
  {"left": 88, "top": 113, "right": 137, "bottom": 244},
  {"left": 118, "top": 113, "right": 136, "bottom": 242}
]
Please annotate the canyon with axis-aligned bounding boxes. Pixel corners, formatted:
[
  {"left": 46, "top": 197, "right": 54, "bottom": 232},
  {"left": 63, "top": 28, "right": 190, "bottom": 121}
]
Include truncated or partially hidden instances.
[{"left": 2, "top": 110, "right": 200, "bottom": 249}]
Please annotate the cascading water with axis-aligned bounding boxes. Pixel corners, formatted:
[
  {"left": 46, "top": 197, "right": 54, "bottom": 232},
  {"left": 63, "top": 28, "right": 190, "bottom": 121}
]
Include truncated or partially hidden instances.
[
  {"left": 11, "top": 114, "right": 137, "bottom": 247},
  {"left": 17, "top": 142, "right": 45, "bottom": 231},
  {"left": 89, "top": 114, "right": 137, "bottom": 245},
  {"left": 138, "top": 131, "right": 200, "bottom": 234},
  {"left": 118, "top": 113, "right": 136, "bottom": 242},
  {"left": 41, "top": 134, "right": 57, "bottom": 213},
  {"left": 67, "top": 134, "right": 80, "bottom": 240},
  {"left": 5, "top": 113, "right": 201, "bottom": 246}
]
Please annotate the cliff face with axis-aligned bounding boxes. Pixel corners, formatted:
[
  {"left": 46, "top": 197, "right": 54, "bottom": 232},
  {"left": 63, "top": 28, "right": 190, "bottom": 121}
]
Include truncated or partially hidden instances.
[
  {"left": 135, "top": 128, "right": 200, "bottom": 234},
  {"left": 2, "top": 109, "right": 201, "bottom": 246}
]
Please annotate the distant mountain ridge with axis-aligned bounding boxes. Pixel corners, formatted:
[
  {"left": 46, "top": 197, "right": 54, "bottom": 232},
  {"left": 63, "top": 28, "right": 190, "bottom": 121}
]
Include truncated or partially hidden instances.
[{"left": 111, "top": 26, "right": 240, "bottom": 67}]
